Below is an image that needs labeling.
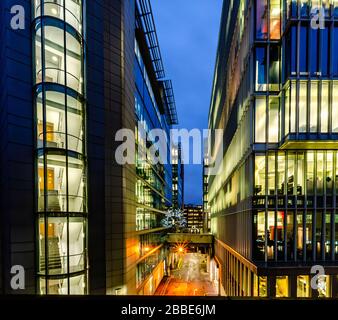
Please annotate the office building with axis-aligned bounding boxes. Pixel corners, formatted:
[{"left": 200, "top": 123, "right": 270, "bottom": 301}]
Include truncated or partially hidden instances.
[
  {"left": 0, "top": 0, "right": 177, "bottom": 295},
  {"left": 208, "top": 0, "right": 338, "bottom": 298},
  {"left": 184, "top": 204, "right": 204, "bottom": 233},
  {"left": 172, "top": 143, "right": 184, "bottom": 210},
  {"left": 203, "top": 158, "right": 211, "bottom": 233}
]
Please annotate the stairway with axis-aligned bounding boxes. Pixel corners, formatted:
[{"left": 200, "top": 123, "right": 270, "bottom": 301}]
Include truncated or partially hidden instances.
[
  {"left": 38, "top": 191, "right": 61, "bottom": 212},
  {"left": 47, "top": 190, "right": 61, "bottom": 211},
  {"left": 40, "top": 237, "right": 62, "bottom": 272}
]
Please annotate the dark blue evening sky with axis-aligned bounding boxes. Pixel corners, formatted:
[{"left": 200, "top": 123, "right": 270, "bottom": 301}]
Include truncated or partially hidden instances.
[{"left": 152, "top": 1, "right": 223, "bottom": 205}]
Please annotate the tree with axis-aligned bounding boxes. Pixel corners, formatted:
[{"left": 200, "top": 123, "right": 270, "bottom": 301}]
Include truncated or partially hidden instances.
[{"left": 161, "top": 208, "right": 187, "bottom": 232}]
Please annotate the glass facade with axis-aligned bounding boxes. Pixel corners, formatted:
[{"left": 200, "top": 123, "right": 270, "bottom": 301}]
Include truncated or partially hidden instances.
[
  {"left": 134, "top": 40, "right": 172, "bottom": 232},
  {"left": 134, "top": 3, "right": 177, "bottom": 291},
  {"left": 210, "top": 0, "right": 338, "bottom": 298},
  {"left": 172, "top": 144, "right": 184, "bottom": 209},
  {"left": 33, "top": 0, "right": 87, "bottom": 294}
]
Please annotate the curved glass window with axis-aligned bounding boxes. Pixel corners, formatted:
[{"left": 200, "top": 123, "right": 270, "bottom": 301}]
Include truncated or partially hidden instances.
[
  {"left": 37, "top": 152, "right": 86, "bottom": 213},
  {"left": 36, "top": 90, "right": 84, "bottom": 154},
  {"left": 34, "top": 0, "right": 83, "bottom": 33},
  {"left": 34, "top": 24, "right": 83, "bottom": 94},
  {"left": 38, "top": 215, "right": 86, "bottom": 274},
  {"left": 34, "top": 0, "right": 86, "bottom": 296}
]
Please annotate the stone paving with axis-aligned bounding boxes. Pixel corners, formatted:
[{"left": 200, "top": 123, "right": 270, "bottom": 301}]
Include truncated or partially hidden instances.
[{"left": 155, "top": 253, "right": 218, "bottom": 296}]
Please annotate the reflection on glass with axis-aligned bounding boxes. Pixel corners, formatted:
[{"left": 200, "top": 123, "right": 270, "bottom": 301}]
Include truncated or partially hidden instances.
[
  {"left": 270, "top": 0, "right": 281, "bottom": 39},
  {"left": 256, "top": 48, "right": 267, "bottom": 91},
  {"left": 256, "top": 0, "right": 268, "bottom": 39}
]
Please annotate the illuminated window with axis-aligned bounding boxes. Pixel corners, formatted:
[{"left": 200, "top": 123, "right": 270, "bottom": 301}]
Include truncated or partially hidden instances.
[
  {"left": 297, "top": 153, "right": 304, "bottom": 196},
  {"left": 284, "top": 87, "right": 290, "bottom": 135},
  {"left": 276, "top": 276, "right": 289, "bottom": 297},
  {"left": 277, "top": 153, "right": 285, "bottom": 195},
  {"left": 268, "top": 154, "right": 276, "bottom": 194},
  {"left": 254, "top": 211, "right": 266, "bottom": 260},
  {"left": 317, "top": 275, "right": 331, "bottom": 298},
  {"left": 269, "top": 98, "right": 279, "bottom": 142},
  {"left": 310, "top": 82, "right": 318, "bottom": 132},
  {"left": 299, "top": 82, "right": 307, "bottom": 133},
  {"left": 317, "top": 152, "right": 324, "bottom": 194},
  {"left": 287, "top": 153, "right": 295, "bottom": 195},
  {"left": 332, "top": 82, "right": 338, "bottom": 132},
  {"left": 253, "top": 274, "right": 258, "bottom": 296},
  {"left": 267, "top": 211, "right": 275, "bottom": 260},
  {"left": 255, "top": 98, "right": 266, "bottom": 142},
  {"left": 321, "top": 82, "right": 329, "bottom": 132},
  {"left": 277, "top": 211, "right": 285, "bottom": 259},
  {"left": 290, "top": 82, "right": 296, "bottom": 133},
  {"left": 297, "top": 275, "right": 310, "bottom": 297},
  {"left": 259, "top": 276, "right": 267, "bottom": 297},
  {"left": 327, "top": 152, "right": 333, "bottom": 195},
  {"left": 325, "top": 212, "right": 331, "bottom": 259},
  {"left": 297, "top": 212, "right": 303, "bottom": 260},
  {"left": 270, "top": 0, "right": 281, "bottom": 39},
  {"left": 255, "top": 156, "right": 266, "bottom": 195}
]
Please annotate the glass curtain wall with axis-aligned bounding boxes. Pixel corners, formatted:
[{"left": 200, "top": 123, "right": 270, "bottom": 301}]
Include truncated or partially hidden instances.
[
  {"left": 33, "top": 0, "right": 87, "bottom": 295},
  {"left": 253, "top": 150, "right": 337, "bottom": 263}
]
